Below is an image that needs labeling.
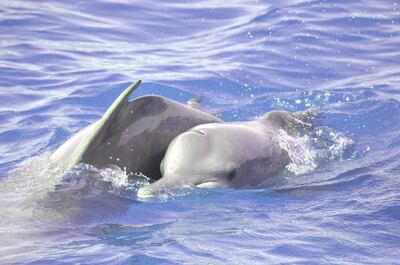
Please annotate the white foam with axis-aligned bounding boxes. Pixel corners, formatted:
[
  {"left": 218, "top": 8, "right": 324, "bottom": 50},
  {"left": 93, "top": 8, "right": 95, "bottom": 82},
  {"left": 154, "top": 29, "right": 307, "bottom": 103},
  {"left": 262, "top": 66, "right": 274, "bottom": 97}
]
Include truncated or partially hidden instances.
[{"left": 277, "top": 126, "right": 354, "bottom": 176}]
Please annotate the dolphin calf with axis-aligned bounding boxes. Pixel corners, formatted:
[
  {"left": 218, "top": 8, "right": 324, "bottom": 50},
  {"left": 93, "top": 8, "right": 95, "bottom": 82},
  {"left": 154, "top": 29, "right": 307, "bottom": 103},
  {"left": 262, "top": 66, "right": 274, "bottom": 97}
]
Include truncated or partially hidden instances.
[
  {"left": 137, "top": 109, "right": 315, "bottom": 197},
  {"left": 50, "top": 80, "right": 221, "bottom": 180}
]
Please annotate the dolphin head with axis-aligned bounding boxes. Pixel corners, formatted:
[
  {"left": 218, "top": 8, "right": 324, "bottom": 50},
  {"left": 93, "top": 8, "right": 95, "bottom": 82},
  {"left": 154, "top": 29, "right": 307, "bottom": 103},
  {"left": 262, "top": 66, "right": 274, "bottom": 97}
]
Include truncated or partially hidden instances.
[{"left": 137, "top": 122, "right": 275, "bottom": 198}]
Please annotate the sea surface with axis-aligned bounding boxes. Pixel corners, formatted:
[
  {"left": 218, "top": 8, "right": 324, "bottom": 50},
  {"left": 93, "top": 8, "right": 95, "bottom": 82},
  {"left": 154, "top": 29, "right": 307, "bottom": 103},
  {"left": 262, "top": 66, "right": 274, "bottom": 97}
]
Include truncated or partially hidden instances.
[{"left": 1, "top": 0, "right": 400, "bottom": 264}]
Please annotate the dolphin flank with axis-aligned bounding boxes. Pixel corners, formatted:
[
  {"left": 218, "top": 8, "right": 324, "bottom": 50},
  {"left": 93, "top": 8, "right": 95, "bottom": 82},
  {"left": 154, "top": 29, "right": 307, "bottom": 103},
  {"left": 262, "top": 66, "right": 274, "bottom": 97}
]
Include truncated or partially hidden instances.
[{"left": 50, "top": 81, "right": 222, "bottom": 180}]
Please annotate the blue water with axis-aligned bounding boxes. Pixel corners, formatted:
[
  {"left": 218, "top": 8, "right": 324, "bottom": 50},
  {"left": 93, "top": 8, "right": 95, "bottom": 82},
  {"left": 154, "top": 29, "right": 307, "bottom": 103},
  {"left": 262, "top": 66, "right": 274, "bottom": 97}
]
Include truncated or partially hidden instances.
[{"left": 1, "top": 0, "right": 400, "bottom": 264}]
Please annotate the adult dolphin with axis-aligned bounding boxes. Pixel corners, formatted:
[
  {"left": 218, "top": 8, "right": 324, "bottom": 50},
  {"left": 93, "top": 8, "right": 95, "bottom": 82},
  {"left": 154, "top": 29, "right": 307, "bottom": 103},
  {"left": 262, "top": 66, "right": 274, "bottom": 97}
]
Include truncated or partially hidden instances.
[
  {"left": 137, "top": 109, "right": 315, "bottom": 197},
  {"left": 50, "top": 80, "right": 221, "bottom": 180}
]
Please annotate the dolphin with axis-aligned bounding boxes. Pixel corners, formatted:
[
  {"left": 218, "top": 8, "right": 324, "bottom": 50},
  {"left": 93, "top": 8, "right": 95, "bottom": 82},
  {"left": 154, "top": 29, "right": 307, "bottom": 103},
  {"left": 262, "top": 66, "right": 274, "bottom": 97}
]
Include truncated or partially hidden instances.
[
  {"left": 137, "top": 109, "right": 315, "bottom": 197},
  {"left": 50, "top": 80, "right": 221, "bottom": 180}
]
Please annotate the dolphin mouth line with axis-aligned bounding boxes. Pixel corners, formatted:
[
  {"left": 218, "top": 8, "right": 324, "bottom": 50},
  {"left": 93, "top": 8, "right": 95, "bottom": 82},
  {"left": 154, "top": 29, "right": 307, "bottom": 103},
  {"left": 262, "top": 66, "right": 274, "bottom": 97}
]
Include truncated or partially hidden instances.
[
  {"left": 137, "top": 180, "right": 223, "bottom": 198},
  {"left": 195, "top": 181, "right": 222, "bottom": 189}
]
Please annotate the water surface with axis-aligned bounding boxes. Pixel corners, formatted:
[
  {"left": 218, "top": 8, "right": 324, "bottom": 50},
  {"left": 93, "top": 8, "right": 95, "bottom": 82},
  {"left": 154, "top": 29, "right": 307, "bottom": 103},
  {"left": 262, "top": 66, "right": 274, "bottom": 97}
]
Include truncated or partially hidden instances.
[{"left": 1, "top": 0, "right": 400, "bottom": 264}]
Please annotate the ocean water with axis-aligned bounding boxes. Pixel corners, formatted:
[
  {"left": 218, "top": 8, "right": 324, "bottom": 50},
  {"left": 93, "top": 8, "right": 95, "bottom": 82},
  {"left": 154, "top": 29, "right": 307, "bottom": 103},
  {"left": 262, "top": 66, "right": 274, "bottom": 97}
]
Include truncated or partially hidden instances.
[{"left": 1, "top": 0, "right": 400, "bottom": 264}]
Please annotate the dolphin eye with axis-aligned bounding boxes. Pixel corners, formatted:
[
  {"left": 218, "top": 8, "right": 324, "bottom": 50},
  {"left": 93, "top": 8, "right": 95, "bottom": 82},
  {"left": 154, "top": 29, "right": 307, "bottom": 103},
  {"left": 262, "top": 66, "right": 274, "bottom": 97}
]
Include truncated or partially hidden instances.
[{"left": 227, "top": 169, "right": 236, "bottom": 180}]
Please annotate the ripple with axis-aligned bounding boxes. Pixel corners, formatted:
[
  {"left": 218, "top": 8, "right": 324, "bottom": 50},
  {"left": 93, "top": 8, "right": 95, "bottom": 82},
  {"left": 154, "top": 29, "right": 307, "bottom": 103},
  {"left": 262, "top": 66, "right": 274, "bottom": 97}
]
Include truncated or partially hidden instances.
[{"left": 1, "top": 0, "right": 400, "bottom": 264}]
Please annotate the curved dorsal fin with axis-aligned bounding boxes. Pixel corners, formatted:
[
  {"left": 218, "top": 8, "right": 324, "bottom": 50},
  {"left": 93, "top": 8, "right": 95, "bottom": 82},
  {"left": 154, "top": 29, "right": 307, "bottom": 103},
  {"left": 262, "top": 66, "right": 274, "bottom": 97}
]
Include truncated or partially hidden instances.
[{"left": 67, "top": 80, "right": 141, "bottom": 168}]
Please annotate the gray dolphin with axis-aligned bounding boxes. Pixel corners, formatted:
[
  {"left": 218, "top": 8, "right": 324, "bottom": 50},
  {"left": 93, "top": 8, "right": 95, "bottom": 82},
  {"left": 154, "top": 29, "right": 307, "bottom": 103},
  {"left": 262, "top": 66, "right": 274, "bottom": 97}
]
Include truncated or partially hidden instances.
[
  {"left": 137, "top": 109, "right": 315, "bottom": 197},
  {"left": 50, "top": 80, "right": 221, "bottom": 180}
]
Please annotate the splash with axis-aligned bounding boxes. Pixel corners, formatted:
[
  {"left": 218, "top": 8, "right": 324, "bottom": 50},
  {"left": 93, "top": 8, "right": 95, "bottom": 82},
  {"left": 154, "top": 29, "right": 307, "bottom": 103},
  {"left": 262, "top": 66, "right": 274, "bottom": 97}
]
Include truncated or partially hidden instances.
[
  {"left": 277, "top": 129, "right": 318, "bottom": 175},
  {"left": 277, "top": 125, "right": 354, "bottom": 176},
  {"left": 0, "top": 152, "right": 151, "bottom": 228},
  {"left": 58, "top": 164, "right": 130, "bottom": 193}
]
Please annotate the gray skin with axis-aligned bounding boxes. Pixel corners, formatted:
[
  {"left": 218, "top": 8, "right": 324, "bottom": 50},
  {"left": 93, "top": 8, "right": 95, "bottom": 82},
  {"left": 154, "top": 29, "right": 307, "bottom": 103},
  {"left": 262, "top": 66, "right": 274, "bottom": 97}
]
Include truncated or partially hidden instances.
[
  {"left": 50, "top": 81, "right": 221, "bottom": 180},
  {"left": 137, "top": 110, "right": 314, "bottom": 198}
]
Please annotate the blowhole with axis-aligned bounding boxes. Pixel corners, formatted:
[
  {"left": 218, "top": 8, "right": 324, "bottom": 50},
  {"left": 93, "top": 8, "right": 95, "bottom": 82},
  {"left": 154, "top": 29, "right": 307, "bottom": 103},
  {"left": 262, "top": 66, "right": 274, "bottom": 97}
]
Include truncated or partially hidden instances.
[{"left": 193, "top": 130, "right": 206, "bottom": 135}]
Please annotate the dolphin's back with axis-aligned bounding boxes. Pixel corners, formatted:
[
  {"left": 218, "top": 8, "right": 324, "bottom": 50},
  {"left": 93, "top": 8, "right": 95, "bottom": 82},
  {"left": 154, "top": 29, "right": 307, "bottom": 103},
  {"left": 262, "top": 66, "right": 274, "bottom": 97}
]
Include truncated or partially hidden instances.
[{"left": 51, "top": 81, "right": 221, "bottom": 180}]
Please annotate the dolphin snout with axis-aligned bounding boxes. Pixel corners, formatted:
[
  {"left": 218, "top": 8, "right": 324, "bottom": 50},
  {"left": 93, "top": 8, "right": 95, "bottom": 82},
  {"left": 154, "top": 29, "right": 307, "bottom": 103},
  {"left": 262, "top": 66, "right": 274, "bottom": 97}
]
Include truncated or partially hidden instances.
[
  {"left": 137, "top": 178, "right": 174, "bottom": 199},
  {"left": 137, "top": 185, "right": 155, "bottom": 199}
]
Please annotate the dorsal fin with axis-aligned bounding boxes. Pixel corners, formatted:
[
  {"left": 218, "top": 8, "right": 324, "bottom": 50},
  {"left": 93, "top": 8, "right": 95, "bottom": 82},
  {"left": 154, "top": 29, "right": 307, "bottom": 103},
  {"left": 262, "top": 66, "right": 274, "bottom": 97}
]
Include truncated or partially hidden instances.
[{"left": 67, "top": 80, "right": 141, "bottom": 168}]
